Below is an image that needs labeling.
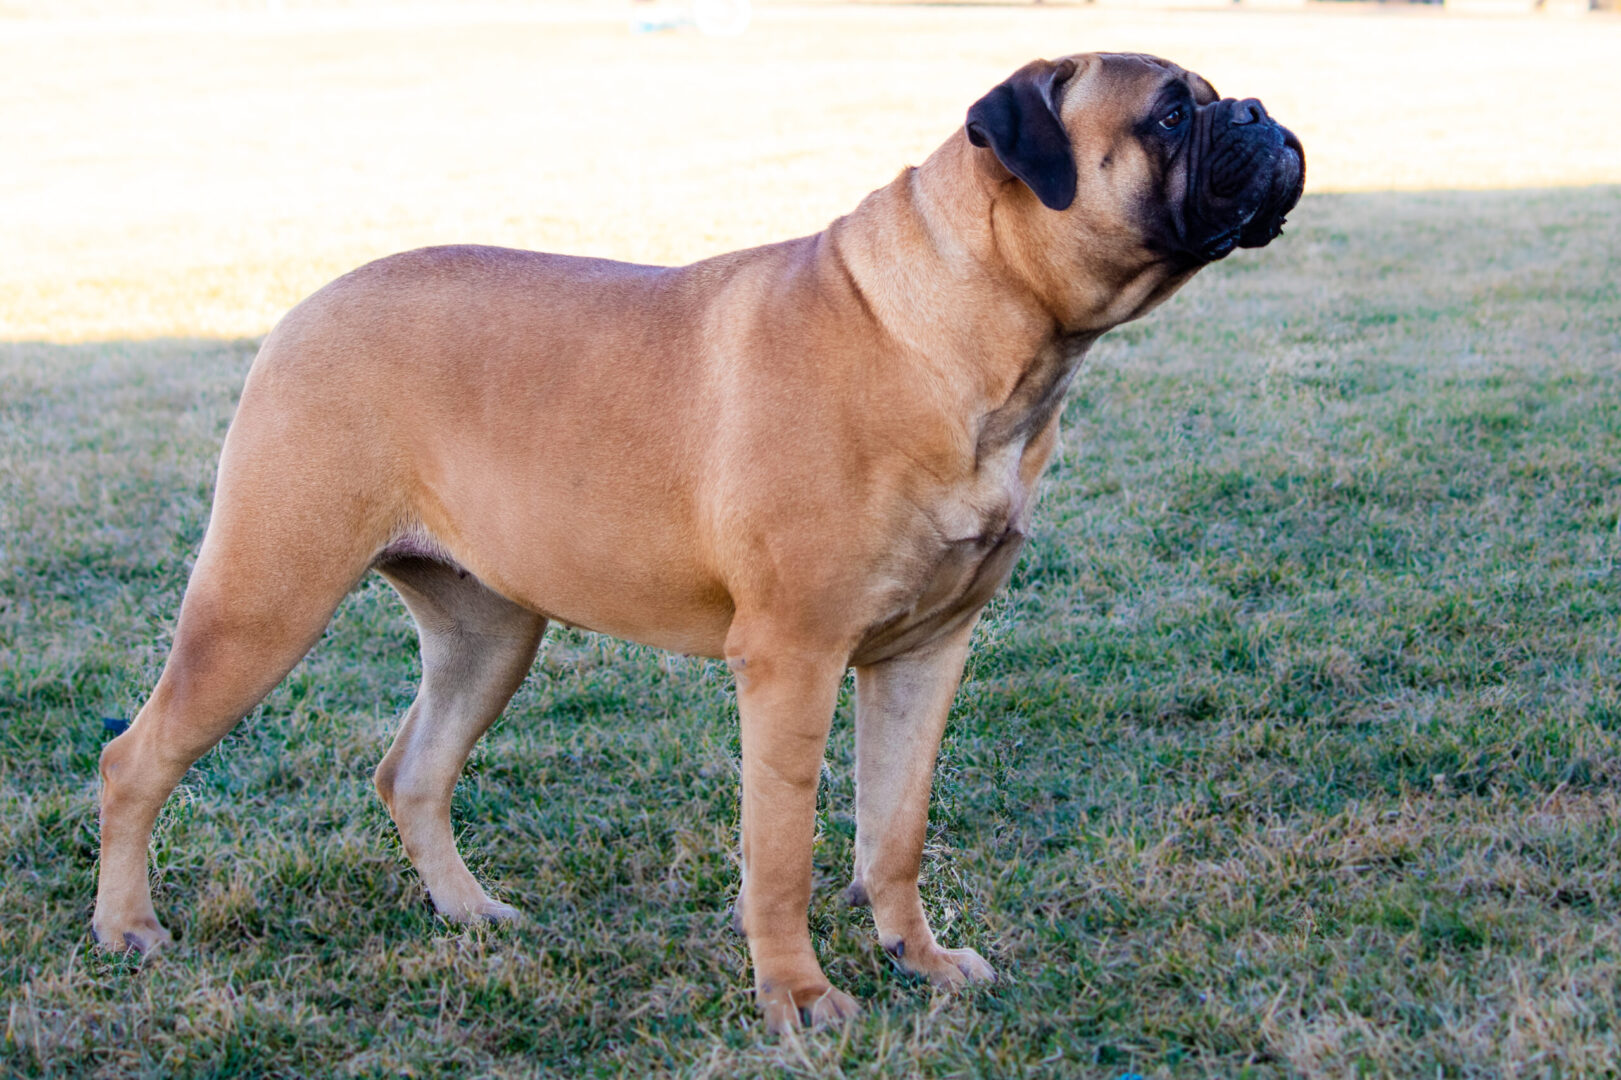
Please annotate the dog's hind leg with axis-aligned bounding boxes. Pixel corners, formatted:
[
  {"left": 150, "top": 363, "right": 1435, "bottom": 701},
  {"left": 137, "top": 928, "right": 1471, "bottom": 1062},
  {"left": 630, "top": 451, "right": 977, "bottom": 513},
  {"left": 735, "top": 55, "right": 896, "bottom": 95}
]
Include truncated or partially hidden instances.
[
  {"left": 93, "top": 469, "right": 386, "bottom": 953},
  {"left": 372, "top": 557, "right": 545, "bottom": 923}
]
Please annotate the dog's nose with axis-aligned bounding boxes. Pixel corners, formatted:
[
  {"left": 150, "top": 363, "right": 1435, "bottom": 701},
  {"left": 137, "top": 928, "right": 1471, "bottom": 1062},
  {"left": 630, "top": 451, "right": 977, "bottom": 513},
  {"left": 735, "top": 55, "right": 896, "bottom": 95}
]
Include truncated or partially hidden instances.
[{"left": 1229, "top": 98, "right": 1268, "bottom": 127}]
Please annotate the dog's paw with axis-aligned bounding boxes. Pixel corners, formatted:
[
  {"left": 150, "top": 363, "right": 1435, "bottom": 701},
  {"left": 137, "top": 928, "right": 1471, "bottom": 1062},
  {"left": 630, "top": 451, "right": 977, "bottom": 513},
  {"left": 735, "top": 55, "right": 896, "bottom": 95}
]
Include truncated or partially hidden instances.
[
  {"left": 757, "top": 980, "right": 860, "bottom": 1035},
  {"left": 437, "top": 895, "right": 523, "bottom": 925},
  {"left": 92, "top": 916, "right": 173, "bottom": 955},
  {"left": 884, "top": 938, "right": 996, "bottom": 991},
  {"left": 426, "top": 881, "right": 523, "bottom": 925},
  {"left": 473, "top": 899, "right": 522, "bottom": 925}
]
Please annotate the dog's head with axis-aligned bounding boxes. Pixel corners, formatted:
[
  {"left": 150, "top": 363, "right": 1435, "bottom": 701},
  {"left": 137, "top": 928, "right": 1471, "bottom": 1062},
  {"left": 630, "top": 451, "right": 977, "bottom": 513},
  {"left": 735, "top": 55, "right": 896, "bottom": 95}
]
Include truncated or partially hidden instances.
[{"left": 965, "top": 53, "right": 1304, "bottom": 324}]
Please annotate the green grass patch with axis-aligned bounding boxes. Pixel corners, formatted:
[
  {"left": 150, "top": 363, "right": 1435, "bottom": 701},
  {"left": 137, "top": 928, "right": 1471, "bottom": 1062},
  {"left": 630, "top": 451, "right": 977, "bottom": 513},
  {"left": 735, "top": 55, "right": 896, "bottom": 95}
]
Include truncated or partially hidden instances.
[{"left": 3, "top": 186, "right": 1620, "bottom": 1076}]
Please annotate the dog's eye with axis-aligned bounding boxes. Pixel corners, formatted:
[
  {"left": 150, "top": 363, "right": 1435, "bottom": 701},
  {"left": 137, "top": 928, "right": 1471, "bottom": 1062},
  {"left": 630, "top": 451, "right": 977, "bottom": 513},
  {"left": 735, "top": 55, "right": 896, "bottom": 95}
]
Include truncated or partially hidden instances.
[{"left": 1159, "top": 107, "right": 1186, "bottom": 131}]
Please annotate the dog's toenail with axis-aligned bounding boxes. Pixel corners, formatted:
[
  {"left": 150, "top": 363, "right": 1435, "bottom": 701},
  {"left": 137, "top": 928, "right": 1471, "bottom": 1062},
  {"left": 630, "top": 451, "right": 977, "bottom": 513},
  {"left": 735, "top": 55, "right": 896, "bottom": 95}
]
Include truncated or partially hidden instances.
[{"left": 884, "top": 939, "right": 905, "bottom": 960}]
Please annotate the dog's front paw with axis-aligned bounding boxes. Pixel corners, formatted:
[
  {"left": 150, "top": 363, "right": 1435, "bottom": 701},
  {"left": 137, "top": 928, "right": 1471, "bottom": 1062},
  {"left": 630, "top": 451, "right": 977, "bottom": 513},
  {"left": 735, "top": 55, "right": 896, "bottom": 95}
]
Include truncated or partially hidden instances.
[
  {"left": 884, "top": 937, "right": 996, "bottom": 990},
  {"left": 92, "top": 915, "right": 173, "bottom": 955},
  {"left": 757, "top": 980, "right": 860, "bottom": 1035},
  {"left": 471, "top": 898, "right": 522, "bottom": 924},
  {"left": 434, "top": 893, "right": 523, "bottom": 925}
]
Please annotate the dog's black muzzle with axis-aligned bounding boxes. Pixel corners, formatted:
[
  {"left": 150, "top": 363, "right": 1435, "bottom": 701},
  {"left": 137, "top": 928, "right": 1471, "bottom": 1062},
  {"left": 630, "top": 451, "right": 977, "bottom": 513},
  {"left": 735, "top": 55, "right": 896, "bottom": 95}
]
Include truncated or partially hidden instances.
[{"left": 1186, "top": 98, "right": 1305, "bottom": 262}]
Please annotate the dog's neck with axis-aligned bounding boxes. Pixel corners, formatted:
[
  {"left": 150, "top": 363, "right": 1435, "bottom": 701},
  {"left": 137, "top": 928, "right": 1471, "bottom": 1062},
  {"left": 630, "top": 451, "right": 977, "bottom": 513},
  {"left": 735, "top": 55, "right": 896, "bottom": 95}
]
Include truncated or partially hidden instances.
[{"left": 825, "top": 134, "right": 1101, "bottom": 452}]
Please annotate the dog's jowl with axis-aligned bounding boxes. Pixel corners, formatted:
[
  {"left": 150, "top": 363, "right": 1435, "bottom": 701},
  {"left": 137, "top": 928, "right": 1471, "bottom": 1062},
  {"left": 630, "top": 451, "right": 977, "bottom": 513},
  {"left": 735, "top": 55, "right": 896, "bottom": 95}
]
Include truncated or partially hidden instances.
[{"left": 93, "top": 52, "right": 1302, "bottom": 1034}]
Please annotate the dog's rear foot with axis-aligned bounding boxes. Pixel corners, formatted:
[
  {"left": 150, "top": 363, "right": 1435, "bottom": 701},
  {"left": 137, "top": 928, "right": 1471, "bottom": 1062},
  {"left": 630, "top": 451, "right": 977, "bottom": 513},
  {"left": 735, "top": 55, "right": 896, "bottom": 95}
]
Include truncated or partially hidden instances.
[{"left": 91, "top": 915, "right": 173, "bottom": 955}]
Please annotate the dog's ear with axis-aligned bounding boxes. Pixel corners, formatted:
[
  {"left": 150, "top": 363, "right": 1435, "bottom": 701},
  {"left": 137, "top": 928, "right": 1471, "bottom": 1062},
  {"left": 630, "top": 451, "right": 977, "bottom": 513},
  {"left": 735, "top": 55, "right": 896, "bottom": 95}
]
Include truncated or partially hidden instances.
[{"left": 965, "top": 58, "right": 1078, "bottom": 212}]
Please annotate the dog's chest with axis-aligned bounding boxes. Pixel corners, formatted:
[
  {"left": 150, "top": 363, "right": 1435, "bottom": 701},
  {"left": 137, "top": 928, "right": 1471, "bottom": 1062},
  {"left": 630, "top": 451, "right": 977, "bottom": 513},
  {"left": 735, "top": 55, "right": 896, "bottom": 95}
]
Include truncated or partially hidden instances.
[
  {"left": 935, "top": 438, "right": 1033, "bottom": 540},
  {"left": 853, "top": 442, "right": 1040, "bottom": 664}
]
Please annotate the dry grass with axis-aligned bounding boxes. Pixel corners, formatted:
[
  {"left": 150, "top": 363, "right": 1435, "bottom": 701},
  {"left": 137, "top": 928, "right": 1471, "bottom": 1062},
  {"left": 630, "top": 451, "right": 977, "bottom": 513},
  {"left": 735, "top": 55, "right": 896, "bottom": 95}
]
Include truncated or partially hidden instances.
[{"left": 3, "top": 3, "right": 1620, "bottom": 1077}]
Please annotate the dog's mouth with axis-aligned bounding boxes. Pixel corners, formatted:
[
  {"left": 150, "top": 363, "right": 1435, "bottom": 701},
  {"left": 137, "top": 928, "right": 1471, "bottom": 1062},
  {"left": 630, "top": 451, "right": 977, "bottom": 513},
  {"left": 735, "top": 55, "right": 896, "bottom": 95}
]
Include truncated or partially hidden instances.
[{"left": 1184, "top": 99, "right": 1305, "bottom": 263}]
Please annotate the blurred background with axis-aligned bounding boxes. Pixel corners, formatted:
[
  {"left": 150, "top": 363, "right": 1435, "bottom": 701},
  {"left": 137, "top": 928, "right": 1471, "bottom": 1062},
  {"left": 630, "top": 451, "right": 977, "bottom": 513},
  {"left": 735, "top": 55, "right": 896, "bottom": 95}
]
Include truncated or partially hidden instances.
[{"left": 4, "top": 0, "right": 1618, "bottom": 342}]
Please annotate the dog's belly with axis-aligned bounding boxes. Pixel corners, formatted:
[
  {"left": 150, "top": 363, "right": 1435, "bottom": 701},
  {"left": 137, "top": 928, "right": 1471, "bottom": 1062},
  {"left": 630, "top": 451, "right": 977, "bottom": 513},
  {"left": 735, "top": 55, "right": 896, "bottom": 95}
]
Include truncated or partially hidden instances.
[
  {"left": 491, "top": 562, "right": 733, "bottom": 660},
  {"left": 402, "top": 492, "right": 736, "bottom": 660}
]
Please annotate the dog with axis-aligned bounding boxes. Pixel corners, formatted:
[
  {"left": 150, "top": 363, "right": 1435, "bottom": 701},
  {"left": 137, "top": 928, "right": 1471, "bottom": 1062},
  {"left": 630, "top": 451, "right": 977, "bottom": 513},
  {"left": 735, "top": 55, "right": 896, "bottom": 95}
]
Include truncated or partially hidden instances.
[{"left": 93, "top": 51, "right": 1302, "bottom": 1033}]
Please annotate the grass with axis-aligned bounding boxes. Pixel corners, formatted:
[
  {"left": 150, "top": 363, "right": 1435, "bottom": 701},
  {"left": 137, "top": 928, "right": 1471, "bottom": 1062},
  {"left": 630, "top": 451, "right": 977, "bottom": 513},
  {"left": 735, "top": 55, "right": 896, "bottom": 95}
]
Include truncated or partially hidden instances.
[
  {"left": 4, "top": 3, "right": 1621, "bottom": 1077},
  {"left": 4, "top": 185, "right": 1619, "bottom": 1077}
]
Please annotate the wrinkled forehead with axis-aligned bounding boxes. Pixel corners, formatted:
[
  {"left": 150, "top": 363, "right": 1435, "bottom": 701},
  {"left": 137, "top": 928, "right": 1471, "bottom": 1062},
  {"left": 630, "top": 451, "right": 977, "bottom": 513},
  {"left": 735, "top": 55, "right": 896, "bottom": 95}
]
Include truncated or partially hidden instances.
[{"left": 1060, "top": 51, "right": 1220, "bottom": 111}]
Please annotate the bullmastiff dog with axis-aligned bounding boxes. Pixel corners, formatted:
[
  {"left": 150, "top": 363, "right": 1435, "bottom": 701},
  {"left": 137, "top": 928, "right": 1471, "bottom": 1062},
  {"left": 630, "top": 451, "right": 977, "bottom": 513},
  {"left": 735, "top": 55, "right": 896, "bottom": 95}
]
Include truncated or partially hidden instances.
[{"left": 94, "top": 52, "right": 1303, "bottom": 1032}]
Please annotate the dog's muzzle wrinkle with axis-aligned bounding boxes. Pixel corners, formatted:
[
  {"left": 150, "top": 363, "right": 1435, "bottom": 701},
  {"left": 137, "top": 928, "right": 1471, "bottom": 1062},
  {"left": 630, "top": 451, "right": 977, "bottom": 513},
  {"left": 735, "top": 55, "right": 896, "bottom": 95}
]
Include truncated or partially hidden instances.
[{"left": 1184, "top": 97, "right": 1305, "bottom": 262}]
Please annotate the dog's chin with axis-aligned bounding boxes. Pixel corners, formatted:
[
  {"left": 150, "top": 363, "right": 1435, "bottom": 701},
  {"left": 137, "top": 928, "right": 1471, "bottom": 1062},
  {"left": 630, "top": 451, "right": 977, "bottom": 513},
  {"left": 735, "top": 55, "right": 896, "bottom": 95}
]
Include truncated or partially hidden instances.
[
  {"left": 1188, "top": 157, "right": 1303, "bottom": 261},
  {"left": 1236, "top": 137, "right": 1304, "bottom": 251}
]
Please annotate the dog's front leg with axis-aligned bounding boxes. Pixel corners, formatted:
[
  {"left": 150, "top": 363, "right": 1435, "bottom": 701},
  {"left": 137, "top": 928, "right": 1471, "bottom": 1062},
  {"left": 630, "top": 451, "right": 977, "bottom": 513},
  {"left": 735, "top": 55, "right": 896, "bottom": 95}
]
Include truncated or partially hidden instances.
[
  {"left": 848, "top": 618, "right": 996, "bottom": 989},
  {"left": 729, "top": 633, "right": 859, "bottom": 1034}
]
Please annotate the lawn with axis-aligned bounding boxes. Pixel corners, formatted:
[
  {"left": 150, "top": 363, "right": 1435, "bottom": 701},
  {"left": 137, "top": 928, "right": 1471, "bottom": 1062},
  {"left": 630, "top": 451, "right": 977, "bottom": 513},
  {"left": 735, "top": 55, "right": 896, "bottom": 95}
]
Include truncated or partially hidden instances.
[{"left": 3, "top": 3, "right": 1621, "bottom": 1077}]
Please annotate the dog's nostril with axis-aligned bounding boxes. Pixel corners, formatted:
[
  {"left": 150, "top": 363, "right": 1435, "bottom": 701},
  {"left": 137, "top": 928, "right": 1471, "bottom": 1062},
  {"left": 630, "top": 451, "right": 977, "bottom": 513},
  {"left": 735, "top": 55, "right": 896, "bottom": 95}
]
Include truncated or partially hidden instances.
[{"left": 1230, "top": 98, "right": 1266, "bottom": 126}]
